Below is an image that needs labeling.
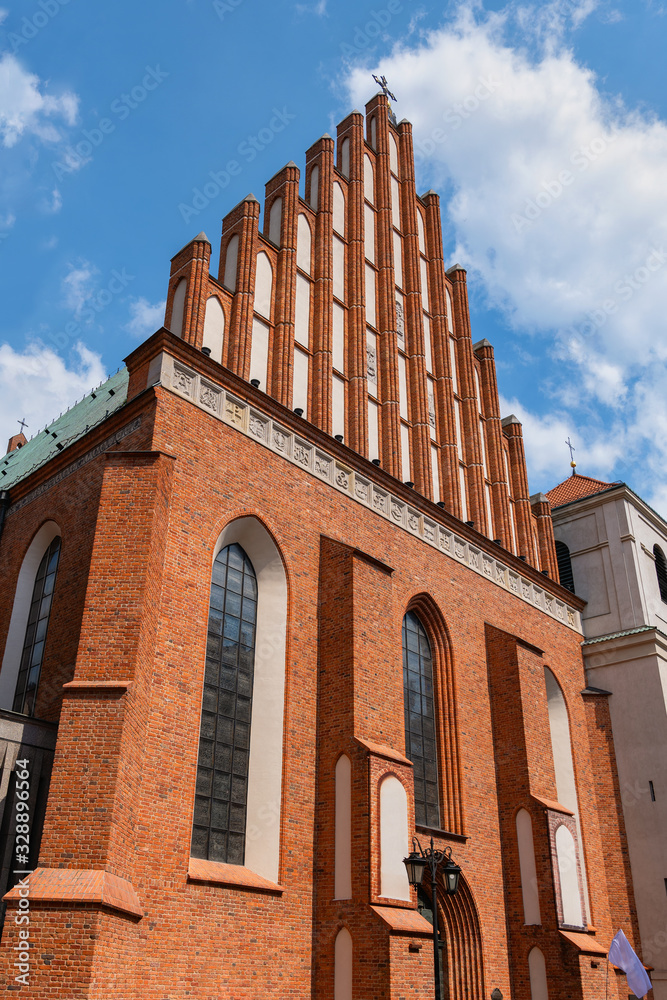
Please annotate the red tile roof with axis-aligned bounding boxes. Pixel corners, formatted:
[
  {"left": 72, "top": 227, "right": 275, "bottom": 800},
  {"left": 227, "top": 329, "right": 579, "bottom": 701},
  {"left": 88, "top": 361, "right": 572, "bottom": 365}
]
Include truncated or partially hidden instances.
[{"left": 546, "top": 473, "right": 620, "bottom": 508}]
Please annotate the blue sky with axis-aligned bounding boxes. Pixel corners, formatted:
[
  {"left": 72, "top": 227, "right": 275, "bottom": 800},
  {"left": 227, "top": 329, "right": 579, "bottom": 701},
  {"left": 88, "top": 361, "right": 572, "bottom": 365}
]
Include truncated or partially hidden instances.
[{"left": 1, "top": 0, "right": 667, "bottom": 511}]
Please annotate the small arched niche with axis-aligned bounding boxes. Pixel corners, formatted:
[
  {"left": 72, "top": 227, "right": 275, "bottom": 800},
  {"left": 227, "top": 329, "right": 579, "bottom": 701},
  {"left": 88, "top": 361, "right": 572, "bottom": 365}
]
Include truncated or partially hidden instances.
[
  {"left": 170, "top": 278, "right": 187, "bottom": 337},
  {"left": 202, "top": 296, "right": 225, "bottom": 363},
  {"left": 254, "top": 252, "right": 273, "bottom": 320},
  {"left": 297, "top": 214, "right": 312, "bottom": 274},
  {"left": 528, "top": 947, "right": 549, "bottom": 1000},
  {"left": 223, "top": 235, "right": 239, "bottom": 292},
  {"left": 269, "top": 197, "right": 282, "bottom": 245},
  {"left": 334, "top": 927, "right": 352, "bottom": 1000},
  {"left": 379, "top": 774, "right": 410, "bottom": 900}
]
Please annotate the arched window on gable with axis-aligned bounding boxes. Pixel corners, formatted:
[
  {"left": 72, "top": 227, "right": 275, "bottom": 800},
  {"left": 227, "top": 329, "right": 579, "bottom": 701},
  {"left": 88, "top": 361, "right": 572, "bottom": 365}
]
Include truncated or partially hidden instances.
[
  {"left": 402, "top": 611, "right": 440, "bottom": 828},
  {"left": 654, "top": 544, "right": 667, "bottom": 603},
  {"left": 13, "top": 536, "right": 61, "bottom": 716},
  {"left": 555, "top": 540, "right": 575, "bottom": 593},
  {"left": 192, "top": 543, "right": 258, "bottom": 865}
]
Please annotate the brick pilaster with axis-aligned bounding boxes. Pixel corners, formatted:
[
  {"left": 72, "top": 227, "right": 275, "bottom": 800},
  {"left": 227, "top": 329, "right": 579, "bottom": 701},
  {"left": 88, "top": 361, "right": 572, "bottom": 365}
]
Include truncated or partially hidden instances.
[
  {"left": 474, "top": 340, "right": 512, "bottom": 548},
  {"left": 223, "top": 195, "right": 260, "bottom": 379},
  {"left": 266, "top": 163, "right": 300, "bottom": 408},
  {"left": 502, "top": 414, "right": 535, "bottom": 563},
  {"left": 165, "top": 233, "right": 212, "bottom": 349},
  {"left": 307, "top": 135, "right": 334, "bottom": 434}
]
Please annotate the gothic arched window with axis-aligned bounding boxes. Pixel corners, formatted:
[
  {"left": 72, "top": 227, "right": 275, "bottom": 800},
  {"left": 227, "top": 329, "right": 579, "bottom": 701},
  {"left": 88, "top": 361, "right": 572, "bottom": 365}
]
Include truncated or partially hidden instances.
[
  {"left": 13, "top": 536, "right": 61, "bottom": 717},
  {"left": 192, "top": 543, "right": 258, "bottom": 865},
  {"left": 654, "top": 545, "right": 667, "bottom": 603},
  {"left": 555, "top": 540, "right": 575, "bottom": 593},
  {"left": 402, "top": 611, "right": 440, "bottom": 828}
]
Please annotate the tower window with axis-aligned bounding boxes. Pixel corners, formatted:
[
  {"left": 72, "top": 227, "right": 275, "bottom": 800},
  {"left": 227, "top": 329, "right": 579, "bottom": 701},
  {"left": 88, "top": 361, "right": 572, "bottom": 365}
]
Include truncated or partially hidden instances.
[
  {"left": 13, "top": 537, "right": 61, "bottom": 717},
  {"left": 191, "top": 543, "right": 258, "bottom": 865},
  {"left": 555, "top": 540, "right": 575, "bottom": 594},
  {"left": 402, "top": 611, "right": 440, "bottom": 828},
  {"left": 654, "top": 545, "right": 667, "bottom": 603}
]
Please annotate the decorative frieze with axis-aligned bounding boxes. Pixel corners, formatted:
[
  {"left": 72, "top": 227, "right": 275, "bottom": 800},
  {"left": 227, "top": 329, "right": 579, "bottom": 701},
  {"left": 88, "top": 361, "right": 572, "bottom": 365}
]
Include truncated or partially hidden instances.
[{"left": 155, "top": 352, "right": 582, "bottom": 633}]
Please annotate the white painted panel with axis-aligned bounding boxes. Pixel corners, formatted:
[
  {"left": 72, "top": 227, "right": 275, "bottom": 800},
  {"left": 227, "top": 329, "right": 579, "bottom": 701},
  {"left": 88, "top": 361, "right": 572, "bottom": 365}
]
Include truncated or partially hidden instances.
[
  {"left": 545, "top": 668, "right": 590, "bottom": 922},
  {"left": 401, "top": 422, "right": 411, "bottom": 482},
  {"left": 556, "top": 826, "right": 584, "bottom": 927},
  {"left": 424, "top": 314, "right": 433, "bottom": 373},
  {"left": 446, "top": 288, "right": 454, "bottom": 334},
  {"left": 202, "top": 296, "right": 225, "bottom": 363},
  {"left": 269, "top": 197, "right": 282, "bottom": 245},
  {"left": 365, "top": 264, "right": 376, "bottom": 328},
  {"left": 297, "top": 214, "right": 312, "bottom": 274},
  {"left": 294, "top": 273, "right": 311, "bottom": 347},
  {"left": 332, "top": 375, "right": 345, "bottom": 440},
  {"left": 364, "top": 204, "right": 375, "bottom": 263},
  {"left": 334, "top": 928, "right": 353, "bottom": 1000},
  {"left": 395, "top": 291, "right": 405, "bottom": 348},
  {"left": 417, "top": 211, "right": 426, "bottom": 255},
  {"left": 249, "top": 318, "right": 269, "bottom": 389},
  {"left": 516, "top": 810, "right": 542, "bottom": 925},
  {"left": 480, "top": 419, "right": 489, "bottom": 478},
  {"left": 486, "top": 484, "right": 494, "bottom": 537},
  {"left": 459, "top": 464, "right": 468, "bottom": 520},
  {"left": 293, "top": 348, "right": 309, "bottom": 415},
  {"left": 420, "top": 256, "right": 429, "bottom": 311},
  {"left": 223, "top": 235, "right": 239, "bottom": 291},
  {"left": 333, "top": 182, "right": 345, "bottom": 236},
  {"left": 213, "top": 517, "right": 287, "bottom": 884},
  {"left": 427, "top": 378, "right": 436, "bottom": 440},
  {"left": 431, "top": 445, "right": 440, "bottom": 500},
  {"left": 455, "top": 399, "right": 463, "bottom": 460},
  {"left": 379, "top": 776, "right": 411, "bottom": 900},
  {"left": 364, "top": 154, "right": 374, "bottom": 205},
  {"left": 367, "top": 329, "right": 378, "bottom": 398},
  {"left": 333, "top": 236, "right": 345, "bottom": 301},
  {"left": 255, "top": 251, "right": 273, "bottom": 319},
  {"left": 398, "top": 354, "right": 408, "bottom": 420},
  {"left": 0, "top": 521, "right": 61, "bottom": 710},
  {"left": 309, "top": 164, "right": 319, "bottom": 210},
  {"left": 170, "top": 278, "right": 187, "bottom": 337},
  {"left": 391, "top": 175, "right": 401, "bottom": 229},
  {"left": 389, "top": 132, "right": 399, "bottom": 175},
  {"left": 528, "top": 949, "right": 549, "bottom": 1000},
  {"left": 341, "top": 137, "right": 350, "bottom": 177},
  {"left": 449, "top": 337, "right": 459, "bottom": 394},
  {"left": 333, "top": 303, "right": 345, "bottom": 372},
  {"left": 368, "top": 399, "right": 380, "bottom": 461},
  {"left": 474, "top": 368, "right": 483, "bottom": 414},
  {"left": 393, "top": 231, "right": 402, "bottom": 287}
]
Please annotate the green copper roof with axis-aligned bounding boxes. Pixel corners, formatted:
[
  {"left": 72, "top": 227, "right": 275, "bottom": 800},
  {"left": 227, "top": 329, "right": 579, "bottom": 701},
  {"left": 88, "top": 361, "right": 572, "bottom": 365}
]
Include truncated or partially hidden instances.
[{"left": 1, "top": 368, "right": 129, "bottom": 491}]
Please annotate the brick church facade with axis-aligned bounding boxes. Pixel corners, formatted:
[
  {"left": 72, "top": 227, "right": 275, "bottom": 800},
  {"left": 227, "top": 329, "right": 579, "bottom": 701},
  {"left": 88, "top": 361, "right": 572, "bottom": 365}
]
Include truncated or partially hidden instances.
[{"left": 0, "top": 93, "right": 645, "bottom": 998}]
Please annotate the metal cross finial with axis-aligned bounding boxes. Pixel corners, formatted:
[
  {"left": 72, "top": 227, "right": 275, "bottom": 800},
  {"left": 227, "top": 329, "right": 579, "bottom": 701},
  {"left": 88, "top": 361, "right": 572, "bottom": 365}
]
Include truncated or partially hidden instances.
[
  {"left": 17, "top": 418, "right": 28, "bottom": 435},
  {"left": 373, "top": 74, "right": 397, "bottom": 103},
  {"left": 565, "top": 437, "right": 576, "bottom": 462}
]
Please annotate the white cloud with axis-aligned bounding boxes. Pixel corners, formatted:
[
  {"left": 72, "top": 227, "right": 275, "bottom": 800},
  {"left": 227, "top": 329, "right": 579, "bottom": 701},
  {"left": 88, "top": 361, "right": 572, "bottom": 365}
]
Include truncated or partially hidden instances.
[
  {"left": 0, "top": 341, "right": 106, "bottom": 449},
  {"left": 295, "top": 0, "right": 327, "bottom": 13},
  {"left": 0, "top": 211, "right": 16, "bottom": 230},
  {"left": 62, "top": 261, "right": 98, "bottom": 319},
  {"left": 125, "top": 297, "right": 166, "bottom": 338},
  {"left": 344, "top": 1, "right": 667, "bottom": 509},
  {"left": 40, "top": 187, "right": 62, "bottom": 214},
  {"left": 0, "top": 53, "right": 79, "bottom": 149},
  {"left": 0, "top": 9, "right": 8, "bottom": 25}
]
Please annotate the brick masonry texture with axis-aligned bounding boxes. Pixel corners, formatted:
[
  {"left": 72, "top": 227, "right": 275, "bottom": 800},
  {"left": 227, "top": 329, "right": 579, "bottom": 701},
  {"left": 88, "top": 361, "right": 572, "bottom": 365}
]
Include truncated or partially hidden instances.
[{"left": 0, "top": 96, "right": 644, "bottom": 1000}]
